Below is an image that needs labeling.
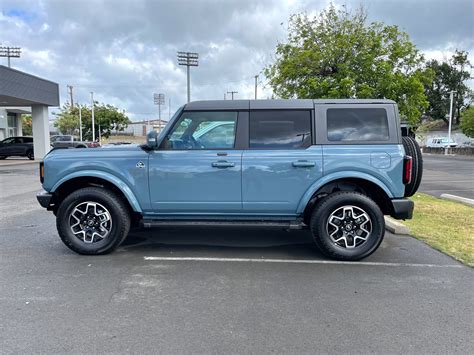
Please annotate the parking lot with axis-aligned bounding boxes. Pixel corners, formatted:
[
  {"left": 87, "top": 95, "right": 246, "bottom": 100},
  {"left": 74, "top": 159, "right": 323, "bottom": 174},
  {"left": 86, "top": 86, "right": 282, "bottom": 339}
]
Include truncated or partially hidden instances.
[
  {"left": 0, "top": 160, "right": 473, "bottom": 353},
  {"left": 419, "top": 153, "right": 474, "bottom": 199}
]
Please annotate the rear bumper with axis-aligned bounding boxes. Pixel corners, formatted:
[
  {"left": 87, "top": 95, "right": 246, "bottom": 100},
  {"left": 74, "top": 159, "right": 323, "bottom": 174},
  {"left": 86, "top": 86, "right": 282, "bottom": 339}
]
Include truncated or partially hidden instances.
[
  {"left": 390, "top": 198, "right": 414, "bottom": 220},
  {"left": 37, "top": 191, "right": 53, "bottom": 209}
]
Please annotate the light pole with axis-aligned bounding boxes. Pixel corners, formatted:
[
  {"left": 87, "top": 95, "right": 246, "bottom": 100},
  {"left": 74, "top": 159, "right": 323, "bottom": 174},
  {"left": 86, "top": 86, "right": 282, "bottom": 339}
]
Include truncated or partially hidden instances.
[
  {"left": 153, "top": 93, "right": 165, "bottom": 132},
  {"left": 0, "top": 46, "right": 21, "bottom": 67},
  {"left": 177, "top": 52, "right": 199, "bottom": 103},
  {"left": 445, "top": 90, "right": 457, "bottom": 155},
  {"left": 254, "top": 74, "right": 258, "bottom": 100},
  {"left": 90, "top": 92, "right": 95, "bottom": 142},
  {"left": 79, "top": 105, "right": 82, "bottom": 141}
]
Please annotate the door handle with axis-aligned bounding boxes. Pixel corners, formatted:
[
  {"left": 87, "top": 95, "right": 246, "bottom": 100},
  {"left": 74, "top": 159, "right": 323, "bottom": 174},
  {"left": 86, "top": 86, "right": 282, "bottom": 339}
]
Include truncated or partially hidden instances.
[
  {"left": 292, "top": 160, "right": 315, "bottom": 168},
  {"left": 212, "top": 161, "right": 235, "bottom": 168}
]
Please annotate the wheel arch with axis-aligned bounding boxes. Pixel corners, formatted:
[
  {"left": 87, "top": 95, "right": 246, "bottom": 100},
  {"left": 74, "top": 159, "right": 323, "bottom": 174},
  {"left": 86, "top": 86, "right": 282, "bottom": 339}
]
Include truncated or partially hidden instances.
[
  {"left": 298, "top": 175, "right": 394, "bottom": 224},
  {"left": 51, "top": 172, "right": 142, "bottom": 214}
]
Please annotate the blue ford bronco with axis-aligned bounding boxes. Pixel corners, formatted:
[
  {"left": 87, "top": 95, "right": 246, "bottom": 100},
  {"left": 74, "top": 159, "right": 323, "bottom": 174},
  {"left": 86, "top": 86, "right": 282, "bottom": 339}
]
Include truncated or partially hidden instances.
[{"left": 37, "top": 99, "right": 422, "bottom": 260}]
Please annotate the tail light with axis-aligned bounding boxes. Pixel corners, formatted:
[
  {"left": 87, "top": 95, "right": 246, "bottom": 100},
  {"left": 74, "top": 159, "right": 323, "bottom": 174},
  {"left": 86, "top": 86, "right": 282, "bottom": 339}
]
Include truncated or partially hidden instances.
[
  {"left": 39, "top": 161, "right": 44, "bottom": 183},
  {"left": 403, "top": 156, "right": 412, "bottom": 185}
]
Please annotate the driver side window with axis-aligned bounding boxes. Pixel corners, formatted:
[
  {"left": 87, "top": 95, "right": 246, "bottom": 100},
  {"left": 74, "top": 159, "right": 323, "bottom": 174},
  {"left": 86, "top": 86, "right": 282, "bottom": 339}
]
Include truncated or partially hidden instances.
[{"left": 163, "top": 111, "right": 237, "bottom": 150}]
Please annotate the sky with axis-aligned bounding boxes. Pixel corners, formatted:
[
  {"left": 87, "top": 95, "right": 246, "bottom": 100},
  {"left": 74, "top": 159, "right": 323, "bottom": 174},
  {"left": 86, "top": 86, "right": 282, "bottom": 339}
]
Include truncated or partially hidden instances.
[{"left": 0, "top": 0, "right": 473, "bottom": 121}]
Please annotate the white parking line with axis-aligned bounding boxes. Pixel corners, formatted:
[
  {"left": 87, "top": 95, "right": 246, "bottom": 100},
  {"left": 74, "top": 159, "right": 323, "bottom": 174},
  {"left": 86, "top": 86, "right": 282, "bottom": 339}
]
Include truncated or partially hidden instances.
[{"left": 143, "top": 256, "right": 463, "bottom": 268}]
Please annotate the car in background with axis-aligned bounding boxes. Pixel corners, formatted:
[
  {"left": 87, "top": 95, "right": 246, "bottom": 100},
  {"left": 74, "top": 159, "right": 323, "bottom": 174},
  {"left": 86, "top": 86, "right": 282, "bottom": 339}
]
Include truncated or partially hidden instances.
[
  {"left": 426, "top": 137, "right": 457, "bottom": 148},
  {"left": 0, "top": 136, "right": 34, "bottom": 160},
  {"left": 50, "top": 135, "right": 100, "bottom": 149}
]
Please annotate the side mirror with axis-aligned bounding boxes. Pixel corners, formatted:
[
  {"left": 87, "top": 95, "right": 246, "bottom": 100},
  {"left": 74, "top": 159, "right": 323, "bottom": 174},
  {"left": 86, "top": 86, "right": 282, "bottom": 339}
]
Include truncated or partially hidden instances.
[{"left": 146, "top": 130, "right": 159, "bottom": 149}]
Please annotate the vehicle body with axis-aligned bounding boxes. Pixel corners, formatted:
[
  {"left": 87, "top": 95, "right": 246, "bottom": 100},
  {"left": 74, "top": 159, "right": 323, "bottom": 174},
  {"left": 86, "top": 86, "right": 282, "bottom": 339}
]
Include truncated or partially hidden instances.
[
  {"left": 50, "top": 135, "right": 100, "bottom": 149},
  {"left": 426, "top": 137, "right": 457, "bottom": 148},
  {"left": 37, "top": 99, "right": 420, "bottom": 260},
  {"left": 0, "top": 136, "right": 34, "bottom": 160}
]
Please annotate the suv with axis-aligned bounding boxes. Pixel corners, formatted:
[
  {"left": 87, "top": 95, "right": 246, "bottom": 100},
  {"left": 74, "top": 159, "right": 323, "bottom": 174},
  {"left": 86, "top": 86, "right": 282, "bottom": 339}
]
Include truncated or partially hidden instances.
[
  {"left": 0, "top": 136, "right": 34, "bottom": 160},
  {"left": 37, "top": 99, "right": 422, "bottom": 260}
]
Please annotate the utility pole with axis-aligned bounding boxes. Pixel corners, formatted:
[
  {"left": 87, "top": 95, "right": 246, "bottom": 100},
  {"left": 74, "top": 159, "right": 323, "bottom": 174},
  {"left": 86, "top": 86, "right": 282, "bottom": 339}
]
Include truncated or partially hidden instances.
[
  {"left": 168, "top": 98, "right": 171, "bottom": 120},
  {"left": 67, "top": 85, "right": 74, "bottom": 107},
  {"left": 79, "top": 105, "right": 83, "bottom": 141},
  {"left": 224, "top": 93, "right": 226, "bottom": 100},
  {"left": 0, "top": 46, "right": 21, "bottom": 67},
  {"left": 177, "top": 52, "right": 199, "bottom": 103},
  {"left": 90, "top": 92, "right": 95, "bottom": 142},
  {"left": 227, "top": 91, "right": 238, "bottom": 100},
  {"left": 445, "top": 90, "right": 457, "bottom": 155},
  {"left": 254, "top": 75, "right": 258, "bottom": 100}
]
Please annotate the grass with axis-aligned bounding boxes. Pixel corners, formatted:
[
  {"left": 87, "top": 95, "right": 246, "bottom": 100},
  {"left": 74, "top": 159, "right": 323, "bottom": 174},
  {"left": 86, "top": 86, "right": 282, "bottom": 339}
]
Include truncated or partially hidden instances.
[{"left": 402, "top": 193, "right": 474, "bottom": 267}]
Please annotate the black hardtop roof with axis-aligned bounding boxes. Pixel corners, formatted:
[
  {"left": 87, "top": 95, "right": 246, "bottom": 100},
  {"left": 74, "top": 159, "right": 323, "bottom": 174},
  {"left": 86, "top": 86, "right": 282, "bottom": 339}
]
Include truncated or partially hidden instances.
[{"left": 184, "top": 99, "right": 396, "bottom": 111}]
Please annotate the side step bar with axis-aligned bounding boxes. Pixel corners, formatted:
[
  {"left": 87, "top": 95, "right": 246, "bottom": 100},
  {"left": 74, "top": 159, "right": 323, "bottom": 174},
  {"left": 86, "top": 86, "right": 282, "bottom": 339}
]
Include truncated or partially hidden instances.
[{"left": 141, "top": 219, "right": 306, "bottom": 230}]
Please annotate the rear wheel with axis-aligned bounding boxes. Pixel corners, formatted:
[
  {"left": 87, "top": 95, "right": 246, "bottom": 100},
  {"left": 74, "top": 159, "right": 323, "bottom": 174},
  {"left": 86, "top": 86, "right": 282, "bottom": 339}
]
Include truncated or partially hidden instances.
[
  {"left": 310, "top": 192, "right": 385, "bottom": 261},
  {"left": 402, "top": 136, "right": 423, "bottom": 197},
  {"left": 56, "top": 187, "right": 131, "bottom": 255},
  {"left": 0, "top": 156, "right": 6, "bottom": 160},
  {"left": 26, "top": 150, "right": 34, "bottom": 160}
]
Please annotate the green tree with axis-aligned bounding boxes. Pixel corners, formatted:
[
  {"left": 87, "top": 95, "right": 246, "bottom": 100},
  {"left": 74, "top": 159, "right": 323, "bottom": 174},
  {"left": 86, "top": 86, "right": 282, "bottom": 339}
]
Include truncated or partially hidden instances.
[
  {"left": 460, "top": 106, "right": 474, "bottom": 138},
  {"left": 425, "top": 50, "right": 472, "bottom": 125},
  {"left": 54, "top": 103, "right": 130, "bottom": 141},
  {"left": 264, "top": 5, "right": 433, "bottom": 124},
  {"left": 22, "top": 115, "right": 33, "bottom": 136}
]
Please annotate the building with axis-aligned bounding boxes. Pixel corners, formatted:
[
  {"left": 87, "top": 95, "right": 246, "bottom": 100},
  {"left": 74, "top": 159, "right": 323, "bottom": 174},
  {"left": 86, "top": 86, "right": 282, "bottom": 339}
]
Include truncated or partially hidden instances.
[
  {"left": 0, "top": 65, "right": 59, "bottom": 159},
  {"left": 0, "top": 107, "right": 31, "bottom": 140},
  {"left": 119, "top": 119, "right": 168, "bottom": 136}
]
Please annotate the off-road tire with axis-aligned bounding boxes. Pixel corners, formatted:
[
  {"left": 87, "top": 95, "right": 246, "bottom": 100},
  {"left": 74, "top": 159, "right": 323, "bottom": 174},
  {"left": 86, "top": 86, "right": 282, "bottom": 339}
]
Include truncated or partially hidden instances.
[
  {"left": 402, "top": 136, "right": 423, "bottom": 197},
  {"left": 310, "top": 191, "right": 385, "bottom": 261},
  {"left": 56, "top": 187, "right": 131, "bottom": 255}
]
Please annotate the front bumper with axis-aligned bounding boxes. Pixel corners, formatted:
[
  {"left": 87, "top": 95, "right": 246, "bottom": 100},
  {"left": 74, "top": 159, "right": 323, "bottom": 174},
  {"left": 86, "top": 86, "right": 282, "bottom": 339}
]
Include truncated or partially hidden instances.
[
  {"left": 390, "top": 198, "right": 414, "bottom": 220},
  {"left": 37, "top": 191, "right": 53, "bottom": 209}
]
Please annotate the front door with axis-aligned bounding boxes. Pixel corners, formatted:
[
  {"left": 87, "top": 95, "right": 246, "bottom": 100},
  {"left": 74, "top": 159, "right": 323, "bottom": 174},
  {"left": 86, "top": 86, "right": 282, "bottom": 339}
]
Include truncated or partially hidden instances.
[
  {"left": 242, "top": 110, "right": 323, "bottom": 214},
  {"left": 148, "top": 110, "right": 242, "bottom": 214}
]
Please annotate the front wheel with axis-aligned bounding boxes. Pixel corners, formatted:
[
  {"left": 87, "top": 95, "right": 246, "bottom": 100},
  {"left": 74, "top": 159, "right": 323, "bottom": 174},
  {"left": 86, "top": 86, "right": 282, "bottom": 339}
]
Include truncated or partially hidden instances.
[
  {"left": 56, "top": 187, "right": 131, "bottom": 255},
  {"left": 310, "top": 192, "right": 385, "bottom": 261}
]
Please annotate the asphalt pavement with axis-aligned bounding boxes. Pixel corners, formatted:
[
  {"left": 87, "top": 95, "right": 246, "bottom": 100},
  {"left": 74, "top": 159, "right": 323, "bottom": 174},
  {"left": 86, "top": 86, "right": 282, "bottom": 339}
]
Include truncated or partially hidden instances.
[
  {"left": 419, "top": 153, "right": 474, "bottom": 199},
  {"left": 0, "top": 162, "right": 473, "bottom": 353}
]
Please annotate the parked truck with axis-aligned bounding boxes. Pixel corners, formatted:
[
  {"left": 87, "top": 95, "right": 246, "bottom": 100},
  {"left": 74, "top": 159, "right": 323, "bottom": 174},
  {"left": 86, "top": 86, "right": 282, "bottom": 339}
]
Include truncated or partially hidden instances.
[{"left": 50, "top": 135, "right": 100, "bottom": 149}]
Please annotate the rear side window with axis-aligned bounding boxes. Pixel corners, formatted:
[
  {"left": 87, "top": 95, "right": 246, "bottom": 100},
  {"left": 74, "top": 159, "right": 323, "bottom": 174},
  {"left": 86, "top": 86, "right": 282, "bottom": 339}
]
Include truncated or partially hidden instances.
[
  {"left": 327, "top": 108, "right": 389, "bottom": 142},
  {"left": 249, "top": 110, "right": 311, "bottom": 149}
]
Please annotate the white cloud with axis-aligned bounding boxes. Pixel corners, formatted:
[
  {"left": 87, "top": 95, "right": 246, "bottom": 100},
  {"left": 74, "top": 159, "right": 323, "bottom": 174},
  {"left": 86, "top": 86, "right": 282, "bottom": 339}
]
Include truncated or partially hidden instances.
[{"left": 0, "top": 0, "right": 472, "bottom": 120}]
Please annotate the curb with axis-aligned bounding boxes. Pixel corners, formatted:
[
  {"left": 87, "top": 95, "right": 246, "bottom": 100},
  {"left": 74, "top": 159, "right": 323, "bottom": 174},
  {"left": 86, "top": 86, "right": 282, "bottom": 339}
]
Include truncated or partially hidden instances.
[
  {"left": 440, "top": 194, "right": 474, "bottom": 207},
  {"left": 384, "top": 216, "right": 410, "bottom": 235}
]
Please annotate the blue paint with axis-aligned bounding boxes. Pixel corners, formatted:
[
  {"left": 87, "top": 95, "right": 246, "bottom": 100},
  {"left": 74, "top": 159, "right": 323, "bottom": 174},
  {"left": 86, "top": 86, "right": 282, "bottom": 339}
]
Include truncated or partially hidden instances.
[{"left": 40, "top": 105, "right": 408, "bottom": 220}]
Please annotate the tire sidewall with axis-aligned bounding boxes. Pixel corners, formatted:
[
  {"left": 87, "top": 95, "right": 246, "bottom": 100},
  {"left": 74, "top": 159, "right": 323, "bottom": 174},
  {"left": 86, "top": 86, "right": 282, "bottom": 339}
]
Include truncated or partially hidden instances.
[
  {"left": 57, "top": 189, "right": 128, "bottom": 254},
  {"left": 312, "top": 193, "right": 385, "bottom": 260}
]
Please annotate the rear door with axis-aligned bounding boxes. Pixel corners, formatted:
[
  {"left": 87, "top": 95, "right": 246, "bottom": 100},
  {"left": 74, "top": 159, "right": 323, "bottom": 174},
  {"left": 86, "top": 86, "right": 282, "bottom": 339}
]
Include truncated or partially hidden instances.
[
  {"left": 242, "top": 109, "right": 323, "bottom": 214},
  {"left": 315, "top": 103, "right": 404, "bottom": 198}
]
